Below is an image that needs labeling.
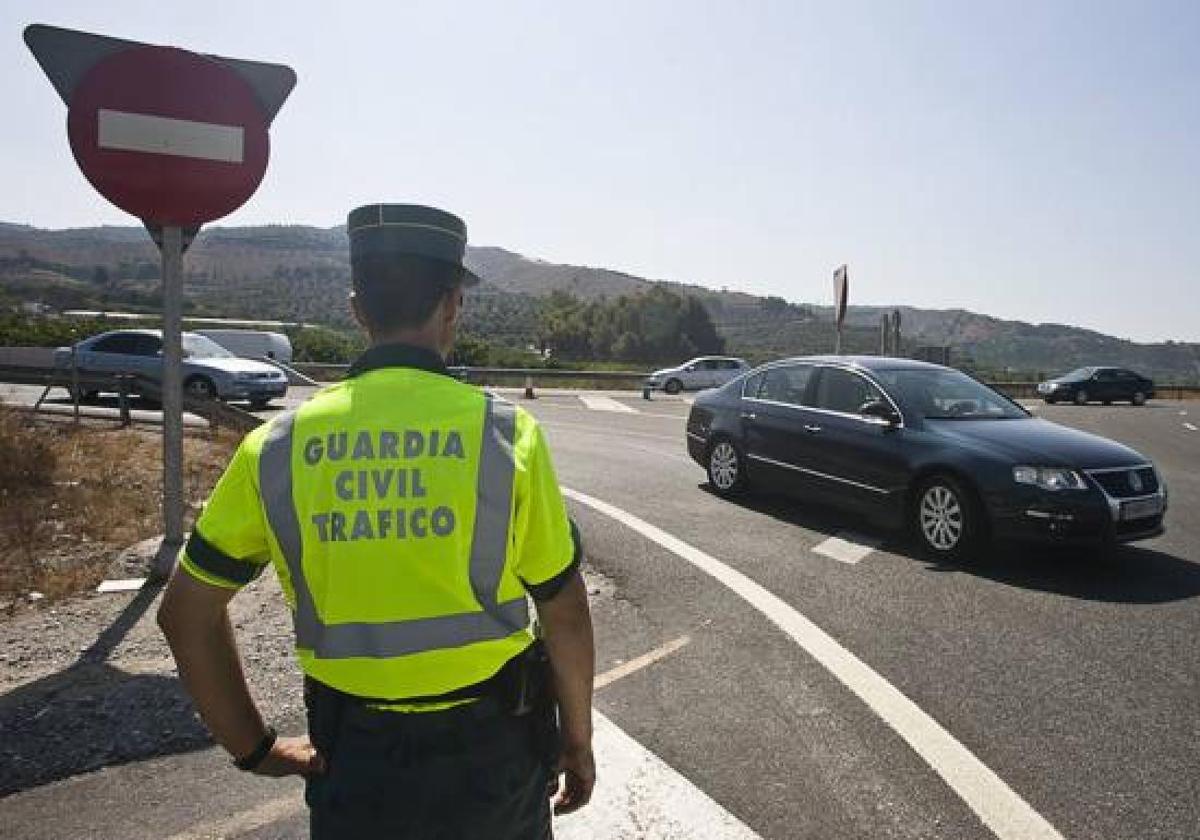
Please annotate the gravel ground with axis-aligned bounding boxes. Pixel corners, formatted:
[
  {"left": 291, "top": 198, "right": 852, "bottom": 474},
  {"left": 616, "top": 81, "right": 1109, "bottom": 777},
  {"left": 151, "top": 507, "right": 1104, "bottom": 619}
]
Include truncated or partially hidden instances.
[{"left": 0, "top": 538, "right": 303, "bottom": 798}]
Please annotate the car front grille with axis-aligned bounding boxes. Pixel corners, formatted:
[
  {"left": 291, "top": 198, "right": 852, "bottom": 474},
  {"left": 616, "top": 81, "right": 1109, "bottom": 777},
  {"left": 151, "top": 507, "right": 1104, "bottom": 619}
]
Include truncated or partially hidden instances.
[{"left": 1087, "top": 466, "right": 1159, "bottom": 498}]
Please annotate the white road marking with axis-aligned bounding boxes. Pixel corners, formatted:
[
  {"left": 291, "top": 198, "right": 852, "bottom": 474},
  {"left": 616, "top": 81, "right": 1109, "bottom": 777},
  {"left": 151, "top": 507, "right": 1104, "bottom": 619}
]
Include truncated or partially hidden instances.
[
  {"left": 564, "top": 487, "right": 1066, "bottom": 840},
  {"left": 1184, "top": 422, "right": 1197, "bottom": 432},
  {"left": 97, "top": 109, "right": 245, "bottom": 163},
  {"left": 595, "top": 636, "right": 691, "bottom": 691},
  {"left": 812, "top": 532, "right": 881, "bottom": 565},
  {"left": 557, "top": 711, "right": 762, "bottom": 840},
  {"left": 580, "top": 394, "right": 637, "bottom": 413},
  {"left": 96, "top": 577, "right": 146, "bottom": 593}
]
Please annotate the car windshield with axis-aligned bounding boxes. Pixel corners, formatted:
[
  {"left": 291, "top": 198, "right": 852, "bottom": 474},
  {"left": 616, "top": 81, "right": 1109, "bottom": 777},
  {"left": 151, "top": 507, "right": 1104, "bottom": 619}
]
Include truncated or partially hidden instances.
[
  {"left": 873, "top": 368, "right": 1028, "bottom": 420},
  {"left": 1059, "top": 367, "right": 1094, "bottom": 382},
  {"left": 182, "top": 333, "right": 235, "bottom": 359}
]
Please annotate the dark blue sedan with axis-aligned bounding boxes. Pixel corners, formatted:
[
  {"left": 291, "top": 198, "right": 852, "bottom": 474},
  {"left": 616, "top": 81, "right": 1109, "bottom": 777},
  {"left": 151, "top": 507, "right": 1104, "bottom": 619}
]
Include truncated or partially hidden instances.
[{"left": 686, "top": 357, "right": 1167, "bottom": 559}]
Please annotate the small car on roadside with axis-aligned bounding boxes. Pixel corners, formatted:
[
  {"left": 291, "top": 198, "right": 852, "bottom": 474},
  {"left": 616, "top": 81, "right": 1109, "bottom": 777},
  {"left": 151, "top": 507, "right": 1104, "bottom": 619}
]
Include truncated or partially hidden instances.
[
  {"left": 55, "top": 329, "right": 289, "bottom": 409},
  {"left": 645, "top": 356, "right": 749, "bottom": 394},
  {"left": 687, "top": 356, "right": 1166, "bottom": 560},
  {"left": 1037, "top": 367, "right": 1155, "bottom": 405}
]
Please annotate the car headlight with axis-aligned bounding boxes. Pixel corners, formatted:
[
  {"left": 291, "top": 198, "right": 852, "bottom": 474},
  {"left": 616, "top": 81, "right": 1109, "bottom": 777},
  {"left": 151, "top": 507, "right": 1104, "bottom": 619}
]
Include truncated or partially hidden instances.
[{"left": 1013, "top": 466, "right": 1087, "bottom": 491}]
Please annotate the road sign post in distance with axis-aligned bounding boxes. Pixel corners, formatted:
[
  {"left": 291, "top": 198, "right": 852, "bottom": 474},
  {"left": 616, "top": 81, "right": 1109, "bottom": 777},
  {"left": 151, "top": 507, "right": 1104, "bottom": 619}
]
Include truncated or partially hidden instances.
[
  {"left": 833, "top": 264, "right": 849, "bottom": 355},
  {"left": 24, "top": 24, "right": 295, "bottom": 578}
]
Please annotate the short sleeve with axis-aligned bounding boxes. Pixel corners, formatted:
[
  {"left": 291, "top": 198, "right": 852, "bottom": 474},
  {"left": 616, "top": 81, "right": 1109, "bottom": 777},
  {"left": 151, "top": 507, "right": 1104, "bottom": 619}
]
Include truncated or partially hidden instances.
[
  {"left": 513, "top": 419, "right": 580, "bottom": 601},
  {"left": 180, "top": 442, "right": 271, "bottom": 590}
]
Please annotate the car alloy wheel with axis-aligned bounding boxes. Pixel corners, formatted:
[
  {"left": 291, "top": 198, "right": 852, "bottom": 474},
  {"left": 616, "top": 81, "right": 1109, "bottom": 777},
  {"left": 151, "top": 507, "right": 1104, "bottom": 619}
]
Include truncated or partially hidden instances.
[
  {"left": 707, "top": 439, "right": 744, "bottom": 496},
  {"left": 1132, "top": 392, "right": 1146, "bottom": 406},
  {"left": 920, "top": 484, "right": 964, "bottom": 552},
  {"left": 664, "top": 378, "right": 683, "bottom": 395},
  {"left": 1074, "top": 390, "right": 1088, "bottom": 406}
]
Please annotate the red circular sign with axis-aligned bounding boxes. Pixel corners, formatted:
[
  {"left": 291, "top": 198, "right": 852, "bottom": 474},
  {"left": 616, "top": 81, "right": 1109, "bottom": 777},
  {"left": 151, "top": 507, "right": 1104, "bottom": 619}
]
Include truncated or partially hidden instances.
[{"left": 68, "top": 46, "right": 269, "bottom": 225}]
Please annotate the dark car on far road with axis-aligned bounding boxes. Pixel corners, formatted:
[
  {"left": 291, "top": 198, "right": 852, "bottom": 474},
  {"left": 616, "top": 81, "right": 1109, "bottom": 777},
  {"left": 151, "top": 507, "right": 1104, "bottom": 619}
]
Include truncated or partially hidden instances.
[
  {"left": 686, "top": 357, "right": 1167, "bottom": 560},
  {"left": 1037, "top": 366, "right": 1155, "bottom": 406}
]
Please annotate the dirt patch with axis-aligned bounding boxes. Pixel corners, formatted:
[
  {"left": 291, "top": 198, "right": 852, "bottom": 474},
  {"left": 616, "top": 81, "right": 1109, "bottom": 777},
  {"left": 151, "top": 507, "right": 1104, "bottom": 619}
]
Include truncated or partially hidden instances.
[{"left": 0, "top": 407, "right": 238, "bottom": 604}]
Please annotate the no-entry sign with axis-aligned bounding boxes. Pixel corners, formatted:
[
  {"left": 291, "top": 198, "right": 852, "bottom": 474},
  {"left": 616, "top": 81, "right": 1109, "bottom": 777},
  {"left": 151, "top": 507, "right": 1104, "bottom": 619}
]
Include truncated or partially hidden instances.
[
  {"left": 25, "top": 24, "right": 294, "bottom": 226},
  {"left": 68, "top": 47, "right": 269, "bottom": 225}
]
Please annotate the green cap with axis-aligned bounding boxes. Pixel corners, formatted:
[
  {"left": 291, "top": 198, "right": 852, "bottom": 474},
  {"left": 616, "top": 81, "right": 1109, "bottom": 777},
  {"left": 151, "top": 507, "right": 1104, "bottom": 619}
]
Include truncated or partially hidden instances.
[{"left": 347, "top": 204, "right": 480, "bottom": 286}]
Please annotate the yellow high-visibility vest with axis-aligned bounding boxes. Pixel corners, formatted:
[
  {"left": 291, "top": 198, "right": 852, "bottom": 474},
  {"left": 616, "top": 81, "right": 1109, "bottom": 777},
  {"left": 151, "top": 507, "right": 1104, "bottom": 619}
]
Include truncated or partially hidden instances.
[{"left": 180, "top": 344, "right": 579, "bottom": 700}]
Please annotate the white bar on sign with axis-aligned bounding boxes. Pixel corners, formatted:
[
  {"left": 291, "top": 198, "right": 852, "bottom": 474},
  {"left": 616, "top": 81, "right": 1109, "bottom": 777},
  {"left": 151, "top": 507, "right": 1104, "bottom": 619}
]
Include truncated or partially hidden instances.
[{"left": 97, "top": 109, "right": 244, "bottom": 163}]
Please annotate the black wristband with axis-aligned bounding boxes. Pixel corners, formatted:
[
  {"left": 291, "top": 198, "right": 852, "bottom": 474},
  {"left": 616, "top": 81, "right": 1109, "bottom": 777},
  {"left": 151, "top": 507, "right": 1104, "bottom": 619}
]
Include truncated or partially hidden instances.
[{"left": 233, "top": 726, "right": 277, "bottom": 772}]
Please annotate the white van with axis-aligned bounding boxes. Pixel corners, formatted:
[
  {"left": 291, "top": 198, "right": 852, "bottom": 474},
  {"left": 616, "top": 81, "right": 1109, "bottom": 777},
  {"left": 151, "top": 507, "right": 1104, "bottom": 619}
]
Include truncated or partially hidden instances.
[{"left": 197, "top": 330, "right": 293, "bottom": 364}]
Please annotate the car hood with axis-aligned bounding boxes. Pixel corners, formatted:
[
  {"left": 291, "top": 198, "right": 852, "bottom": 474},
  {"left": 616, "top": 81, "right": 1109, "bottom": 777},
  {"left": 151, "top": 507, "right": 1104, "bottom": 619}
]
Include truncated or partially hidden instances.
[
  {"left": 927, "top": 418, "right": 1148, "bottom": 469},
  {"left": 185, "top": 357, "right": 280, "bottom": 375},
  {"left": 649, "top": 367, "right": 680, "bottom": 377}
]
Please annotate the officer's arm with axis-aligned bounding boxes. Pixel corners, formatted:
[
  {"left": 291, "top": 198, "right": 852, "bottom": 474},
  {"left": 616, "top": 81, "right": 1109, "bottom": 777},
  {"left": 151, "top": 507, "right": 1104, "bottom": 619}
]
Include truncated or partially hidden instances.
[
  {"left": 158, "top": 570, "right": 323, "bottom": 777},
  {"left": 534, "top": 570, "right": 596, "bottom": 813}
]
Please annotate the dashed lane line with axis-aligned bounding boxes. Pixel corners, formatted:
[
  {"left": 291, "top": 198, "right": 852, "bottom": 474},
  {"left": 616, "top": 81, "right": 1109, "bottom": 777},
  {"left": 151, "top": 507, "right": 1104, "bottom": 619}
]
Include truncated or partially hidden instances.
[
  {"left": 563, "top": 487, "right": 1067, "bottom": 840},
  {"left": 812, "top": 531, "right": 882, "bottom": 565},
  {"left": 1184, "top": 422, "right": 1197, "bottom": 432},
  {"left": 579, "top": 394, "right": 638, "bottom": 413}
]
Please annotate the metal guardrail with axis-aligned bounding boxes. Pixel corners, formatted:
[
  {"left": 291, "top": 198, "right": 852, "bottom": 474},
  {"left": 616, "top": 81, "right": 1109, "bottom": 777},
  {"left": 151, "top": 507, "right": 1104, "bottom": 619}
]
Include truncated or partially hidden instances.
[
  {"left": 0, "top": 363, "right": 262, "bottom": 432},
  {"left": 291, "top": 363, "right": 651, "bottom": 386}
]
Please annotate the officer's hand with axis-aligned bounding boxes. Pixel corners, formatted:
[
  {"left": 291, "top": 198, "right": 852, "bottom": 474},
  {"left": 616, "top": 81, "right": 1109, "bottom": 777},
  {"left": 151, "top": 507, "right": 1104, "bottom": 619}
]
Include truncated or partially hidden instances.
[
  {"left": 551, "top": 744, "right": 595, "bottom": 815},
  {"left": 252, "top": 735, "right": 327, "bottom": 778}
]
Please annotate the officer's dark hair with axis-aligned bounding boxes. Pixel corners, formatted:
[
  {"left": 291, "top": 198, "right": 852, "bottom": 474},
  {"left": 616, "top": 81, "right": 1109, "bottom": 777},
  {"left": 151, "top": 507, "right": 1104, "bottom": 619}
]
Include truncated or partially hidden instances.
[{"left": 351, "top": 254, "right": 464, "bottom": 334}]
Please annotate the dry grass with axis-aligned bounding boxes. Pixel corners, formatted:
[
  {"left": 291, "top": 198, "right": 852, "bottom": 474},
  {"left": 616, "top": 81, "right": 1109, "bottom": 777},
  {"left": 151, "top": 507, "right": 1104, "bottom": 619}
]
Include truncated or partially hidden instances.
[{"left": 0, "top": 407, "right": 238, "bottom": 602}]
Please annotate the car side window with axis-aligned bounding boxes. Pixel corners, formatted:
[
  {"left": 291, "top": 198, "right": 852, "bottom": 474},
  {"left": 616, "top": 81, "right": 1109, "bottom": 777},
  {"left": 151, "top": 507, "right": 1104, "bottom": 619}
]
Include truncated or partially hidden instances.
[
  {"left": 701, "top": 360, "right": 720, "bottom": 370},
  {"left": 131, "top": 334, "right": 162, "bottom": 356},
  {"left": 756, "top": 365, "right": 813, "bottom": 407},
  {"left": 742, "top": 372, "right": 765, "bottom": 398},
  {"left": 91, "top": 334, "right": 137, "bottom": 354},
  {"left": 1095, "top": 369, "right": 1116, "bottom": 381},
  {"left": 813, "top": 368, "right": 883, "bottom": 415}
]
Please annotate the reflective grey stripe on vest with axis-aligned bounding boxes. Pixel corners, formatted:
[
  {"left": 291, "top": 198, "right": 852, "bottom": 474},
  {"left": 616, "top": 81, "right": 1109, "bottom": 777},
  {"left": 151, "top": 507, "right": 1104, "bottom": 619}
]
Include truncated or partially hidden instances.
[{"left": 258, "top": 396, "right": 527, "bottom": 660}]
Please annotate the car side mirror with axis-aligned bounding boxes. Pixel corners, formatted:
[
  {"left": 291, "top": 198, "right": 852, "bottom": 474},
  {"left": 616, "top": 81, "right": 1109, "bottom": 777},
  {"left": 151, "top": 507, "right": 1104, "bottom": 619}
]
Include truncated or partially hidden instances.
[{"left": 860, "top": 400, "right": 900, "bottom": 426}]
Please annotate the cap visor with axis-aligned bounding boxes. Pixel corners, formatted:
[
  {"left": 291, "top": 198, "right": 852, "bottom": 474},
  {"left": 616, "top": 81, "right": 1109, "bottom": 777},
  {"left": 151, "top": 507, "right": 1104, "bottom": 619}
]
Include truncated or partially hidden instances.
[{"left": 461, "top": 266, "right": 482, "bottom": 288}]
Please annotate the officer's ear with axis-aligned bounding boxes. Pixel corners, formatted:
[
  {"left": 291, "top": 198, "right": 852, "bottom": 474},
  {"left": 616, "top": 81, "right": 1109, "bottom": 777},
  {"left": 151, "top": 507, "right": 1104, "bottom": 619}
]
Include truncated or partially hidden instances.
[{"left": 349, "top": 291, "right": 369, "bottom": 332}]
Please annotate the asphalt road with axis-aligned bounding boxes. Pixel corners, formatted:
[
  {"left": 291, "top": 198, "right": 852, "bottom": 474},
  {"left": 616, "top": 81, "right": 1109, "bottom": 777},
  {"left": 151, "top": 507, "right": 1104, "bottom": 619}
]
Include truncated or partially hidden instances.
[{"left": 2, "top": 385, "right": 1197, "bottom": 839}]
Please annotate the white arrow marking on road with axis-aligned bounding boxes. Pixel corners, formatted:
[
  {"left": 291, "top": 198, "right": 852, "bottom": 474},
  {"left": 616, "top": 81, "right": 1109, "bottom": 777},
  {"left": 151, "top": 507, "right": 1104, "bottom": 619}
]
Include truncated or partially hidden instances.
[
  {"left": 97, "top": 109, "right": 245, "bottom": 163},
  {"left": 564, "top": 487, "right": 1066, "bottom": 840},
  {"left": 812, "top": 531, "right": 882, "bottom": 565},
  {"left": 1184, "top": 422, "right": 1197, "bottom": 432},
  {"left": 580, "top": 394, "right": 637, "bottom": 413}
]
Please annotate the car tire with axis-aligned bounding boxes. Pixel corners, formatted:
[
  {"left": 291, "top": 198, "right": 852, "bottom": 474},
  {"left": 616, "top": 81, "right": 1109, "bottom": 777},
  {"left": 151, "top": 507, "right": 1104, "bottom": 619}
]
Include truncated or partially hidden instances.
[
  {"left": 249, "top": 398, "right": 270, "bottom": 410},
  {"left": 184, "top": 376, "right": 217, "bottom": 400},
  {"left": 706, "top": 436, "right": 747, "bottom": 497},
  {"left": 1043, "top": 396, "right": 1056, "bottom": 404},
  {"left": 1132, "top": 391, "right": 1147, "bottom": 406},
  {"left": 912, "top": 474, "right": 984, "bottom": 562},
  {"left": 1073, "top": 389, "right": 1088, "bottom": 406},
  {"left": 664, "top": 378, "right": 683, "bottom": 395}
]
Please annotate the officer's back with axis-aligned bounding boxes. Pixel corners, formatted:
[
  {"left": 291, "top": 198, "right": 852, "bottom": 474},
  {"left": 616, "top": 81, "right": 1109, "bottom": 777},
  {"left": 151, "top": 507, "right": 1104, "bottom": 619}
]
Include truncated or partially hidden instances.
[{"left": 158, "top": 204, "right": 596, "bottom": 840}]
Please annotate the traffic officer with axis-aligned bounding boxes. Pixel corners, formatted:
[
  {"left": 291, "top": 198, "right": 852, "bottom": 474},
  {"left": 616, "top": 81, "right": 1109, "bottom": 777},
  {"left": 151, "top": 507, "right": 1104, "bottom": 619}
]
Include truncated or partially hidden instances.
[{"left": 158, "top": 203, "right": 596, "bottom": 838}]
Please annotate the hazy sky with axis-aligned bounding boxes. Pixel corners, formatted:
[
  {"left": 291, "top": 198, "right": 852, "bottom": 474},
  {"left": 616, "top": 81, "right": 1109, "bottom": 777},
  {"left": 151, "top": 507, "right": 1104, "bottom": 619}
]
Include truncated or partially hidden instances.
[{"left": 3, "top": 1, "right": 1197, "bottom": 342}]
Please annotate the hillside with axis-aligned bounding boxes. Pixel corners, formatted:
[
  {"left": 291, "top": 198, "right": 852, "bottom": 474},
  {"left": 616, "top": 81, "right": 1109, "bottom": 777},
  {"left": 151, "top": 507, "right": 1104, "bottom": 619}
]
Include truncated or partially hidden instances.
[{"left": 1, "top": 222, "right": 1197, "bottom": 382}]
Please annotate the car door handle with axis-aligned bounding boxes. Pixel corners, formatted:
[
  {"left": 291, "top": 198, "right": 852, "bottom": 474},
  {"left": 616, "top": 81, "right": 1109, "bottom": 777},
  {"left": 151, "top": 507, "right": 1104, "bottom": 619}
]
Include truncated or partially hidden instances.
[{"left": 804, "top": 424, "right": 822, "bottom": 434}]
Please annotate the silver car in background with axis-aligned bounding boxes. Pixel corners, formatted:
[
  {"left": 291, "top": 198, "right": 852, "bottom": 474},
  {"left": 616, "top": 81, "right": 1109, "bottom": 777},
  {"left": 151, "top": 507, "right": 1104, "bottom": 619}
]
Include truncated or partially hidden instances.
[
  {"left": 645, "top": 356, "right": 750, "bottom": 394},
  {"left": 55, "top": 329, "right": 289, "bottom": 408}
]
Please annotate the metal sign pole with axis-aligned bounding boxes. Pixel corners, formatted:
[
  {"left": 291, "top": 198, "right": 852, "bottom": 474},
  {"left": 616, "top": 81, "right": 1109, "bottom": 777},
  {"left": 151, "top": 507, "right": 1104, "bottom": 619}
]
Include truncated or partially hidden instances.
[{"left": 155, "top": 224, "right": 185, "bottom": 579}]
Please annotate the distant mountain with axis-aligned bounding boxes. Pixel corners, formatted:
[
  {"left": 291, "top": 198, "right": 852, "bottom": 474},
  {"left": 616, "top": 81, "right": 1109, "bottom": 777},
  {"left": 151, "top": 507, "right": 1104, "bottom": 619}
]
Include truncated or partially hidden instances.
[{"left": 1, "top": 222, "right": 1197, "bottom": 382}]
